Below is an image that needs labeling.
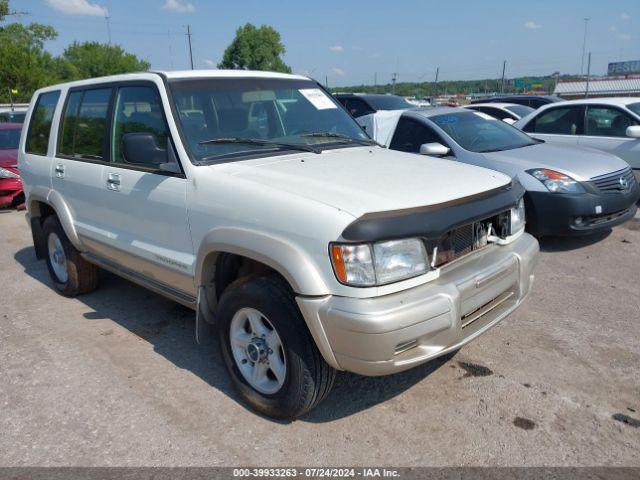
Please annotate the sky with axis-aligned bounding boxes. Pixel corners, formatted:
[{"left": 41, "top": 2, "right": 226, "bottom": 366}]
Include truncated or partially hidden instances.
[{"left": 10, "top": 0, "right": 640, "bottom": 87}]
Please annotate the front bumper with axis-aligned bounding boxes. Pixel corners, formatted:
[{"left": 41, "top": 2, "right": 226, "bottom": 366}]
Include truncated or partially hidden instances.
[
  {"left": 0, "top": 178, "right": 23, "bottom": 208},
  {"left": 525, "top": 183, "right": 640, "bottom": 237},
  {"left": 297, "top": 232, "right": 538, "bottom": 376}
]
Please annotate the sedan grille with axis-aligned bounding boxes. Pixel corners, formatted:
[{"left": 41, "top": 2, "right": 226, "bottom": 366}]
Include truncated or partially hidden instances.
[{"left": 591, "top": 168, "right": 636, "bottom": 193}]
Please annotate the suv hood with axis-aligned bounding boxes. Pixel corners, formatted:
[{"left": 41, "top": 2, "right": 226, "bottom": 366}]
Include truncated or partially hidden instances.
[
  {"left": 484, "top": 142, "right": 629, "bottom": 181},
  {"left": 216, "top": 147, "right": 512, "bottom": 218}
]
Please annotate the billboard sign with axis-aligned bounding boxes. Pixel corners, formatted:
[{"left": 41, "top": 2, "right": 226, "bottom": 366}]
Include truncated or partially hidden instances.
[{"left": 608, "top": 60, "right": 640, "bottom": 76}]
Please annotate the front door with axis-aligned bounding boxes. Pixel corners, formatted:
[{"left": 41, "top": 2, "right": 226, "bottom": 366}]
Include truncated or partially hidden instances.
[{"left": 95, "top": 84, "right": 195, "bottom": 296}]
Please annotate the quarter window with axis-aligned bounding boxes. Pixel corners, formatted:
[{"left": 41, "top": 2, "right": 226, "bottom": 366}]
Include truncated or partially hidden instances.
[
  {"left": 111, "top": 85, "right": 169, "bottom": 165},
  {"left": 585, "top": 106, "right": 638, "bottom": 137},
  {"left": 59, "top": 88, "right": 112, "bottom": 160},
  {"left": 25, "top": 91, "right": 60, "bottom": 155},
  {"left": 524, "top": 106, "right": 584, "bottom": 135}
]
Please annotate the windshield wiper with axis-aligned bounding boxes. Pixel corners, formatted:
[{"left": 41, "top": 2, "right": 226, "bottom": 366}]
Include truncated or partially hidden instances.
[
  {"left": 302, "top": 132, "right": 380, "bottom": 147},
  {"left": 199, "top": 137, "right": 320, "bottom": 154}
]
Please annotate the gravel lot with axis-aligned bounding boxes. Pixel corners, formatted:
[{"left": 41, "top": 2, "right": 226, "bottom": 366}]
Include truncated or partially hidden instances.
[{"left": 0, "top": 208, "right": 639, "bottom": 467}]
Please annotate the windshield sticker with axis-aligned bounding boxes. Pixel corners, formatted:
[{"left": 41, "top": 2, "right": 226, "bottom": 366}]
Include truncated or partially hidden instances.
[
  {"left": 473, "top": 112, "right": 496, "bottom": 121},
  {"left": 299, "top": 89, "right": 337, "bottom": 110}
]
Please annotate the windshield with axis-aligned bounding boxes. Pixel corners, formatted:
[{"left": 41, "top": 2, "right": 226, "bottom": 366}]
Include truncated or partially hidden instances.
[
  {"left": 430, "top": 111, "right": 537, "bottom": 153},
  {"left": 366, "top": 95, "right": 414, "bottom": 111},
  {"left": 0, "top": 128, "right": 21, "bottom": 150},
  {"left": 169, "top": 78, "right": 370, "bottom": 162},
  {"left": 628, "top": 102, "right": 640, "bottom": 117},
  {"left": 504, "top": 105, "right": 534, "bottom": 118}
]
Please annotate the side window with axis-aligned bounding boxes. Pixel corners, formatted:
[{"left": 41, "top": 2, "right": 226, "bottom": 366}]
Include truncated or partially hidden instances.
[
  {"left": 389, "top": 117, "right": 447, "bottom": 153},
  {"left": 585, "top": 106, "right": 638, "bottom": 137},
  {"left": 59, "top": 88, "right": 112, "bottom": 160},
  {"left": 344, "top": 98, "right": 374, "bottom": 118},
  {"left": 477, "top": 107, "right": 511, "bottom": 121},
  {"left": 25, "top": 91, "right": 60, "bottom": 155},
  {"left": 524, "top": 106, "right": 584, "bottom": 135},
  {"left": 111, "top": 85, "right": 169, "bottom": 166}
]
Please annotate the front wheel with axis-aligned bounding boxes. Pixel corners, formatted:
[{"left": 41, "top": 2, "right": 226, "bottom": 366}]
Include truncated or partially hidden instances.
[{"left": 217, "top": 275, "right": 335, "bottom": 420}]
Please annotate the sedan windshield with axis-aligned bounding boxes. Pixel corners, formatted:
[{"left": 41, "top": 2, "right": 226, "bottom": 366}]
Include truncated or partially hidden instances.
[
  {"left": 169, "top": 78, "right": 370, "bottom": 162},
  {"left": 627, "top": 102, "right": 640, "bottom": 117},
  {"left": 430, "top": 111, "right": 537, "bottom": 153},
  {"left": 0, "top": 128, "right": 21, "bottom": 150},
  {"left": 366, "top": 95, "right": 414, "bottom": 111},
  {"left": 504, "top": 105, "right": 534, "bottom": 118}
]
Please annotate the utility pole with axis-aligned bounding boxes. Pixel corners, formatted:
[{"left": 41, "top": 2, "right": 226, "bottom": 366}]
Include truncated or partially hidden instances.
[
  {"left": 325, "top": 75, "right": 328, "bottom": 88},
  {"left": 500, "top": 60, "right": 506, "bottom": 94},
  {"left": 391, "top": 72, "right": 398, "bottom": 94},
  {"left": 580, "top": 18, "right": 590, "bottom": 76},
  {"left": 104, "top": 14, "right": 111, "bottom": 44},
  {"left": 374, "top": 72, "right": 377, "bottom": 94},
  {"left": 585, "top": 52, "right": 592, "bottom": 98},
  {"left": 185, "top": 25, "right": 194, "bottom": 70},
  {"left": 434, "top": 66, "right": 439, "bottom": 97},
  {"left": 168, "top": 30, "right": 174, "bottom": 69}
]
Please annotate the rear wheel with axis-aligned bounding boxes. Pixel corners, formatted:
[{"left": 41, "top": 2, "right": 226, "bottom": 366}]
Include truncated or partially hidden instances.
[
  {"left": 218, "top": 274, "right": 335, "bottom": 420},
  {"left": 42, "top": 216, "right": 99, "bottom": 297}
]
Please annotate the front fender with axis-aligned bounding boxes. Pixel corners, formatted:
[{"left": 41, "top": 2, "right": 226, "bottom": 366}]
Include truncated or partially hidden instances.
[{"left": 195, "top": 227, "right": 330, "bottom": 296}]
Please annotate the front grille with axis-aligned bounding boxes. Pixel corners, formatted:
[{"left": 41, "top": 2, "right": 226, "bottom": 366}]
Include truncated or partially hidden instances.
[
  {"left": 429, "top": 210, "right": 511, "bottom": 267},
  {"left": 591, "top": 168, "right": 636, "bottom": 193}
]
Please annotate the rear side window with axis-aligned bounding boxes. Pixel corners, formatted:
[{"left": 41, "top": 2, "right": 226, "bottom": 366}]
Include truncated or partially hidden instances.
[
  {"left": 59, "top": 88, "right": 112, "bottom": 160},
  {"left": 344, "top": 98, "right": 374, "bottom": 118},
  {"left": 524, "top": 106, "right": 584, "bottom": 135},
  {"left": 25, "top": 91, "right": 61, "bottom": 155}
]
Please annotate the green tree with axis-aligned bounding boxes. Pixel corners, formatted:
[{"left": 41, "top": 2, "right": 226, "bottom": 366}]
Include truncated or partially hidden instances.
[
  {"left": 0, "top": 22, "right": 58, "bottom": 102},
  {"left": 0, "top": 0, "right": 9, "bottom": 20},
  {"left": 218, "top": 23, "right": 291, "bottom": 73},
  {"left": 57, "top": 41, "right": 150, "bottom": 80}
]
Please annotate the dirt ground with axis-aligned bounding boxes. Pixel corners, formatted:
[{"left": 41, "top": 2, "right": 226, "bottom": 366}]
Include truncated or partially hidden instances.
[{"left": 0, "top": 208, "right": 638, "bottom": 466}]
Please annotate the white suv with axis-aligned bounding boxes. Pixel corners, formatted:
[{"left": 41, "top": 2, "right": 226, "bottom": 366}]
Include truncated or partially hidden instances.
[{"left": 19, "top": 70, "right": 538, "bottom": 419}]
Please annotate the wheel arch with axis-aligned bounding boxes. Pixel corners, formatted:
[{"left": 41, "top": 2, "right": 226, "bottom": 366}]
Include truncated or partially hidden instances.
[{"left": 28, "top": 191, "right": 83, "bottom": 250}]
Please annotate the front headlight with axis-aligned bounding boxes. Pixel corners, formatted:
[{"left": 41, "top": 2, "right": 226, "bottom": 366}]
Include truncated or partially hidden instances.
[
  {"left": 330, "top": 238, "right": 429, "bottom": 286},
  {"left": 0, "top": 167, "right": 19, "bottom": 179},
  {"left": 527, "top": 168, "right": 585, "bottom": 193},
  {"left": 510, "top": 197, "right": 526, "bottom": 234}
]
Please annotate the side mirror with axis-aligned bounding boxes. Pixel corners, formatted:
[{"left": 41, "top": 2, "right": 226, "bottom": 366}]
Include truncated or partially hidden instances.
[
  {"left": 419, "top": 142, "right": 450, "bottom": 156},
  {"left": 626, "top": 125, "right": 640, "bottom": 139},
  {"left": 122, "top": 132, "right": 168, "bottom": 166},
  {"left": 502, "top": 118, "right": 516, "bottom": 125}
]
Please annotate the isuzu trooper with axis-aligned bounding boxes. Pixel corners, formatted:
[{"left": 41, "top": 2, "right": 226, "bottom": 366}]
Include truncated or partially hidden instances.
[{"left": 19, "top": 71, "right": 538, "bottom": 419}]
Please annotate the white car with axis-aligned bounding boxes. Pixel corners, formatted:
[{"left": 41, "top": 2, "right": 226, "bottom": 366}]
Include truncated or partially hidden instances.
[
  {"left": 19, "top": 70, "right": 537, "bottom": 419},
  {"left": 514, "top": 97, "right": 640, "bottom": 182},
  {"left": 464, "top": 103, "right": 535, "bottom": 124}
]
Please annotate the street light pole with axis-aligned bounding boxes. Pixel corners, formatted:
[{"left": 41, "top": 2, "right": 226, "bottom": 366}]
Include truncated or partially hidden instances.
[
  {"left": 585, "top": 52, "right": 592, "bottom": 98},
  {"left": 580, "top": 18, "right": 590, "bottom": 76}
]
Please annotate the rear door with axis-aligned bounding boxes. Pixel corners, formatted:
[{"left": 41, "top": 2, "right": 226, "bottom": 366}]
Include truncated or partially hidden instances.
[
  {"left": 579, "top": 105, "right": 640, "bottom": 179},
  {"left": 95, "top": 82, "right": 194, "bottom": 296},
  {"left": 521, "top": 104, "right": 584, "bottom": 147},
  {"left": 53, "top": 87, "right": 112, "bottom": 245}
]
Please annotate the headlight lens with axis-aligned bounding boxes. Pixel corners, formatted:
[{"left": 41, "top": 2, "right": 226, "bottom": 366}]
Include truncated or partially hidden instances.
[
  {"left": 0, "top": 167, "right": 19, "bottom": 179},
  {"left": 331, "top": 238, "right": 429, "bottom": 286},
  {"left": 527, "top": 168, "right": 585, "bottom": 193},
  {"left": 510, "top": 197, "right": 526, "bottom": 234}
]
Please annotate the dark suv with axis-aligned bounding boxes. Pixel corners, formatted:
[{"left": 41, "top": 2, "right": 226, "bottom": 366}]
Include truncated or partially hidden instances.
[
  {"left": 334, "top": 93, "right": 415, "bottom": 118},
  {"left": 470, "top": 95, "right": 561, "bottom": 109}
]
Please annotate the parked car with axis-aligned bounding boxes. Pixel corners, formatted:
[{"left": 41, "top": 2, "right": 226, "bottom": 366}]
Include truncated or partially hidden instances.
[
  {"left": 0, "top": 107, "right": 28, "bottom": 124},
  {"left": 334, "top": 93, "right": 415, "bottom": 118},
  {"left": 514, "top": 97, "right": 640, "bottom": 182},
  {"left": 463, "top": 103, "right": 534, "bottom": 124},
  {"left": 20, "top": 71, "right": 538, "bottom": 419},
  {"left": 0, "top": 123, "right": 24, "bottom": 208},
  {"left": 359, "top": 108, "right": 639, "bottom": 236},
  {"left": 470, "top": 95, "right": 561, "bottom": 109}
]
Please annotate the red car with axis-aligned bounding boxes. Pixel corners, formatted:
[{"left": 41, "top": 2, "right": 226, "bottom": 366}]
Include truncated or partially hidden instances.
[{"left": 0, "top": 123, "right": 24, "bottom": 209}]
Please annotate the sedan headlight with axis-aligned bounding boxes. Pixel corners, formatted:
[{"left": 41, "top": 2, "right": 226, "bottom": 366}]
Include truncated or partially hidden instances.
[
  {"left": 330, "top": 238, "right": 429, "bottom": 286},
  {"left": 527, "top": 168, "right": 585, "bottom": 193},
  {"left": 510, "top": 197, "right": 526, "bottom": 234},
  {"left": 0, "top": 167, "right": 19, "bottom": 179}
]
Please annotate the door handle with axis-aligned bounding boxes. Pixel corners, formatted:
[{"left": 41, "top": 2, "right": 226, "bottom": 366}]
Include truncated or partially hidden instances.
[
  {"left": 107, "top": 173, "right": 121, "bottom": 191},
  {"left": 55, "top": 164, "right": 65, "bottom": 178}
]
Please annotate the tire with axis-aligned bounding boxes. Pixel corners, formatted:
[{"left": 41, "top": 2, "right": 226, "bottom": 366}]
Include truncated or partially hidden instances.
[
  {"left": 42, "top": 215, "right": 99, "bottom": 297},
  {"left": 217, "top": 274, "right": 335, "bottom": 420}
]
